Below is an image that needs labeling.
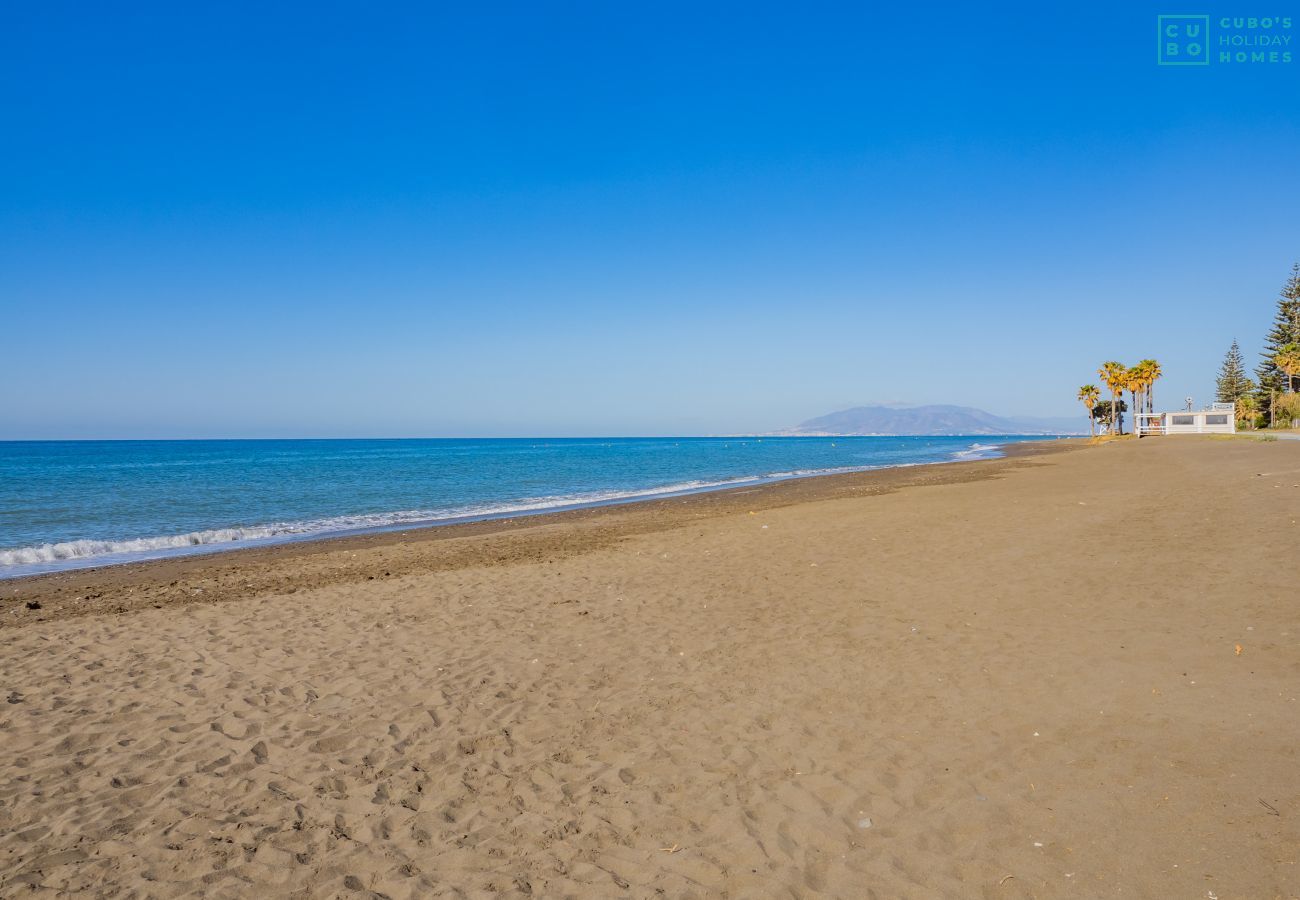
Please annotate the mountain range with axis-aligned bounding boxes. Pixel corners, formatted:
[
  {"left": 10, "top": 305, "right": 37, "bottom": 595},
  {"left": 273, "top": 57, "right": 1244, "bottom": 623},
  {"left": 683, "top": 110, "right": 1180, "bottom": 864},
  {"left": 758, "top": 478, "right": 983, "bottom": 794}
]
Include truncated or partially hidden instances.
[{"left": 783, "top": 404, "right": 1085, "bottom": 436}]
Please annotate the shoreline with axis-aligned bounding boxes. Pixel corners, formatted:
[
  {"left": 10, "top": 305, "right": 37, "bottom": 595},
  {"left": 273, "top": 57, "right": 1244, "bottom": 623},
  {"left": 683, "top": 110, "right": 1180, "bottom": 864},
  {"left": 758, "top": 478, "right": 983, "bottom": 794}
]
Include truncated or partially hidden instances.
[
  {"left": 2, "top": 438, "right": 1079, "bottom": 624},
  {"left": 0, "top": 438, "right": 1022, "bottom": 580}
]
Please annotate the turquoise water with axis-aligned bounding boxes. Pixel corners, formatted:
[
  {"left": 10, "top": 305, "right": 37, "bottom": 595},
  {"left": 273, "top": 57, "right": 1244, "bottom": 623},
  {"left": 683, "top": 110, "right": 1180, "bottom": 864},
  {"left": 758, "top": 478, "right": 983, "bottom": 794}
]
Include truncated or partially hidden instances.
[{"left": 0, "top": 436, "right": 1060, "bottom": 577}]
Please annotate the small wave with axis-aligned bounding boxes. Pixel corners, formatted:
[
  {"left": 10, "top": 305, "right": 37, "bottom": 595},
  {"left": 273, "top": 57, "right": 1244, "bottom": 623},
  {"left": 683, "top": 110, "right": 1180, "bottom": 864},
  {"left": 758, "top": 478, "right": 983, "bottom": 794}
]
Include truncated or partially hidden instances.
[
  {"left": 950, "top": 442, "right": 1001, "bottom": 460},
  {"left": 0, "top": 527, "right": 292, "bottom": 566}
]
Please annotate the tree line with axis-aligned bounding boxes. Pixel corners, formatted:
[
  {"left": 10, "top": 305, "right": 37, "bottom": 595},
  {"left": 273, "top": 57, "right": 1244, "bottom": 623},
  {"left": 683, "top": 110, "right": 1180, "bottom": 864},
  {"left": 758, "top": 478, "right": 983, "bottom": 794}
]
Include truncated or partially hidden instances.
[{"left": 1215, "top": 264, "right": 1300, "bottom": 429}]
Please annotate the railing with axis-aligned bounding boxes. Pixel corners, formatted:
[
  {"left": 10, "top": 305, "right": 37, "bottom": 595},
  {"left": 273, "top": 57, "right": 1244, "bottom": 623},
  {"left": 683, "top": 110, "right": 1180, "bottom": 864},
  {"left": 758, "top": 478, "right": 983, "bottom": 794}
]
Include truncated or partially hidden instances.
[{"left": 1135, "top": 413, "right": 1165, "bottom": 436}]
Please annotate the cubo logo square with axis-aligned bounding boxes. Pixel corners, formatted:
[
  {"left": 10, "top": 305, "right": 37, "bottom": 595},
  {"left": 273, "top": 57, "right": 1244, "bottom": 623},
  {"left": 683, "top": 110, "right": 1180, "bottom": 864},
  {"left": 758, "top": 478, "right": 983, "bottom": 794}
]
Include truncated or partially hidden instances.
[{"left": 1158, "top": 15, "right": 1210, "bottom": 64}]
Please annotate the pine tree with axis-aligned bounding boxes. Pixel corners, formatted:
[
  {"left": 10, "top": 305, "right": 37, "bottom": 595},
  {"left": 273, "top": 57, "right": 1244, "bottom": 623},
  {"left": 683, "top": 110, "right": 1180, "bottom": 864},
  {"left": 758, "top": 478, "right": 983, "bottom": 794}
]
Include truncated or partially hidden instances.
[
  {"left": 1255, "top": 264, "right": 1300, "bottom": 404},
  {"left": 1215, "top": 340, "right": 1251, "bottom": 403}
]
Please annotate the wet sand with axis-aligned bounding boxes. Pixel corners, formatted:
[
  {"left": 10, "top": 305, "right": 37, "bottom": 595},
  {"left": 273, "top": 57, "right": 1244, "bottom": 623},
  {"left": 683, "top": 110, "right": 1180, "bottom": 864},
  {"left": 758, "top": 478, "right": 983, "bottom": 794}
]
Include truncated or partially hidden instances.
[{"left": 1, "top": 436, "right": 1297, "bottom": 897}]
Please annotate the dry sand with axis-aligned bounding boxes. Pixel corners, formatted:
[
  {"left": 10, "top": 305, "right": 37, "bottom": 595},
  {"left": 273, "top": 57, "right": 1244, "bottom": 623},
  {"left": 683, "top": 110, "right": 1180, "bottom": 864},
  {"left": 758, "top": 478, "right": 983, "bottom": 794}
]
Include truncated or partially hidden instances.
[{"left": 1, "top": 436, "right": 1297, "bottom": 898}]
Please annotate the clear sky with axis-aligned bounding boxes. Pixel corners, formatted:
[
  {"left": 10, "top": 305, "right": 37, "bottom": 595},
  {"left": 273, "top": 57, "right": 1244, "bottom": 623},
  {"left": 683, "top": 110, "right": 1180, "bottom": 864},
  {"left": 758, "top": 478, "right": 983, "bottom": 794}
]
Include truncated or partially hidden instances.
[{"left": 2, "top": 2, "right": 1298, "bottom": 438}]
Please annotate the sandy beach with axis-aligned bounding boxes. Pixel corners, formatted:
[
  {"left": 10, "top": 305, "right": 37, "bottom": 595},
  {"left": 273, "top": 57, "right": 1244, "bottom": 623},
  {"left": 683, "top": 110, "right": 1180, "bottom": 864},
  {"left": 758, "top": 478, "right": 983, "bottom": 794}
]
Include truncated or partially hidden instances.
[{"left": 2, "top": 436, "right": 1297, "bottom": 898}]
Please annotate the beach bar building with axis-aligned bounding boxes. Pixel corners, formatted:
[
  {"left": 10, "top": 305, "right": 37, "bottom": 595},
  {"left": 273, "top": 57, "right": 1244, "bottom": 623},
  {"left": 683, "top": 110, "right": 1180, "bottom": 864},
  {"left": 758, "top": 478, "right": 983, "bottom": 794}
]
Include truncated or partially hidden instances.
[{"left": 1136, "top": 403, "right": 1236, "bottom": 436}]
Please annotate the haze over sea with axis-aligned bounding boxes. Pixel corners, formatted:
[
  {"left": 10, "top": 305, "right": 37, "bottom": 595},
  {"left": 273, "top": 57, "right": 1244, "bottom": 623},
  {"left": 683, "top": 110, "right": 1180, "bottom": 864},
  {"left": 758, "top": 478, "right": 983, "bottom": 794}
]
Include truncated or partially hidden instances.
[{"left": 0, "top": 436, "right": 1061, "bottom": 577}]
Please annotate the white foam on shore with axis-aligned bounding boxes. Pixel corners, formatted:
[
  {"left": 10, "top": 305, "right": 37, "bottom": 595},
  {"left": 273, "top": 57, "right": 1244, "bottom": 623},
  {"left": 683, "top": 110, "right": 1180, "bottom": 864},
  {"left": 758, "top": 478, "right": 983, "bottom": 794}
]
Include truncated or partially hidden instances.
[
  {"left": 950, "top": 442, "right": 1001, "bottom": 460},
  {"left": 0, "top": 477, "right": 796, "bottom": 571},
  {"left": 0, "top": 449, "right": 1007, "bottom": 577}
]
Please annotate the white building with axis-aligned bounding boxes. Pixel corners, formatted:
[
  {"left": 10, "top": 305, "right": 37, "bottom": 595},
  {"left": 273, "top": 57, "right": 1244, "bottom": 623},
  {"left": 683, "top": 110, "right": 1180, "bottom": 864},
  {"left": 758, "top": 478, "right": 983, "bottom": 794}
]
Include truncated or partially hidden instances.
[{"left": 1136, "top": 403, "right": 1236, "bottom": 436}]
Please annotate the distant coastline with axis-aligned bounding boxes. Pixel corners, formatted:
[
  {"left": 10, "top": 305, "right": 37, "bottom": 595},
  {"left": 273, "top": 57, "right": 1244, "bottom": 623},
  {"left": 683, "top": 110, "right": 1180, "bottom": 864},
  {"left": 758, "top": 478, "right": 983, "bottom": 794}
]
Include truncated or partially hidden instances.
[
  {"left": 783, "top": 403, "right": 1086, "bottom": 436},
  {"left": 762, "top": 430, "right": 1080, "bottom": 437}
]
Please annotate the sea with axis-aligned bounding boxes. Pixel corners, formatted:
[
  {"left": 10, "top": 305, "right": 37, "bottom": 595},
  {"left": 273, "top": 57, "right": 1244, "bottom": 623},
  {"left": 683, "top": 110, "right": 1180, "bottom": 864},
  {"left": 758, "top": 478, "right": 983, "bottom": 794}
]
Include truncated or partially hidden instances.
[{"left": 0, "top": 436, "right": 1063, "bottom": 578}]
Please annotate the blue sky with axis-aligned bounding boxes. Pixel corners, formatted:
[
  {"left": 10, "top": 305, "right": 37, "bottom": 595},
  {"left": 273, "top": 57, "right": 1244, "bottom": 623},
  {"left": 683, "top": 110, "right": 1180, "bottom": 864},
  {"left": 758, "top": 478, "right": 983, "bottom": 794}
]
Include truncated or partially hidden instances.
[{"left": 2, "top": 2, "right": 1298, "bottom": 438}]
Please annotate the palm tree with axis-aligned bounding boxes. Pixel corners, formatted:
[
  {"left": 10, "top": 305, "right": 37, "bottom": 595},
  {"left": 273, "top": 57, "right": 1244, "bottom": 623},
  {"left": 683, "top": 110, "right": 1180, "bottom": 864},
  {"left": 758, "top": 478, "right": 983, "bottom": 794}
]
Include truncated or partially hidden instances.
[
  {"left": 1236, "top": 392, "right": 1259, "bottom": 429},
  {"left": 1276, "top": 343, "right": 1300, "bottom": 393},
  {"left": 1137, "top": 359, "right": 1162, "bottom": 413},
  {"left": 1078, "top": 385, "right": 1100, "bottom": 436},
  {"left": 1099, "top": 361, "right": 1127, "bottom": 434},
  {"left": 1124, "top": 366, "right": 1145, "bottom": 432}
]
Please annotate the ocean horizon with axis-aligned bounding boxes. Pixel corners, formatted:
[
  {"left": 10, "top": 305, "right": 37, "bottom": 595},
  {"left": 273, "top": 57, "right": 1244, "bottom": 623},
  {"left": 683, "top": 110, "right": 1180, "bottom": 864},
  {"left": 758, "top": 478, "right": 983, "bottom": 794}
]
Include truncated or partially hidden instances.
[{"left": 0, "top": 435, "right": 1064, "bottom": 578}]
